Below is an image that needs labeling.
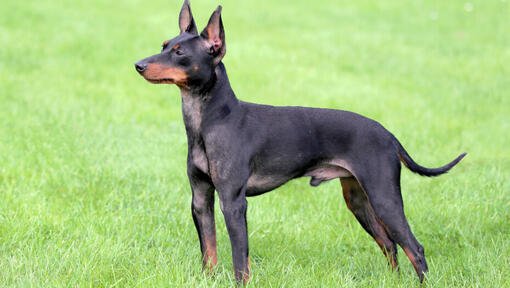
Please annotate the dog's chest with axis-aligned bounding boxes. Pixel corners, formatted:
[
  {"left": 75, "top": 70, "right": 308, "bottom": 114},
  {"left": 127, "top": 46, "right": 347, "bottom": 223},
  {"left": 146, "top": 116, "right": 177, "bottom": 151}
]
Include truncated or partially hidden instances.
[
  {"left": 181, "top": 90, "right": 203, "bottom": 134},
  {"left": 181, "top": 90, "right": 209, "bottom": 174},
  {"left": 191, "top": 144, "right": 209, "bottom": 174}
]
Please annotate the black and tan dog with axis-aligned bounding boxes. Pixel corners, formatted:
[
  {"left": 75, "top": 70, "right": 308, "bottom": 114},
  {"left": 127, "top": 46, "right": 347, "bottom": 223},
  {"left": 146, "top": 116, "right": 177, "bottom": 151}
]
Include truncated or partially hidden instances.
[{"left": 135, "top": 1, "right": 466, "bottom": 284}]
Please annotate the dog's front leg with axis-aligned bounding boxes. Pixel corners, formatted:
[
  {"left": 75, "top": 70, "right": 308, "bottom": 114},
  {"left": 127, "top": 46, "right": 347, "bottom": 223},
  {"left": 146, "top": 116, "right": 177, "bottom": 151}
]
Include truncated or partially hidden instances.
[
  {"left": 218, "top": 184, "right": 250, "bottom": 284},
  {"left": 188, "top": 167, "right": 217, "bottom": 272}
]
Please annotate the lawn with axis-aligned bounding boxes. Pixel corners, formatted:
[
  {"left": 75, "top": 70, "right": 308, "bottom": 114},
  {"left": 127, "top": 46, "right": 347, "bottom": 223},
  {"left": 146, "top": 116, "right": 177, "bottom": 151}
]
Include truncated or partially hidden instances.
[{"left": 0, "top": 0, "right": 509, "bottom": 287}]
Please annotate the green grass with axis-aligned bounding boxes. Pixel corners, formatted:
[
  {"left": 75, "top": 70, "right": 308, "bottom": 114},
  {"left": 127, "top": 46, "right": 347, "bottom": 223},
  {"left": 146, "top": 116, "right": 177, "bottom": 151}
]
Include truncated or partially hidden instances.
[{"left": 0, "top": 0, "right": 509, "bottom": 286}]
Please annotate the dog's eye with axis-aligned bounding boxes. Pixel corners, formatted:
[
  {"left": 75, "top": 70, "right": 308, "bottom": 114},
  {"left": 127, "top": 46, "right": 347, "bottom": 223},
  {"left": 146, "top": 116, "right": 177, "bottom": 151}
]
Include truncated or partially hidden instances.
[{"left": 175, "top": 49, "right": 184, "bottom": 56}]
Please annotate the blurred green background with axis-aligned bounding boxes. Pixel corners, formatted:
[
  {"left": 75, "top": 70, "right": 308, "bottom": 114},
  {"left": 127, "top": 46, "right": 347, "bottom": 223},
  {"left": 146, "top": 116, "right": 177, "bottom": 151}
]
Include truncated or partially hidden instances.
[{"left": 0, "top": 0, "right": 508, "bottom": 286}]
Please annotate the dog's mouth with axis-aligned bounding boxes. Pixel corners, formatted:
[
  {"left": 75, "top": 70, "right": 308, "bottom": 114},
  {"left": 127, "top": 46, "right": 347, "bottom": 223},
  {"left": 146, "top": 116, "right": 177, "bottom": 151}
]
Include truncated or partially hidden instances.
[{"left": 145, "top": 78, "right": 175, "bottom": 84}]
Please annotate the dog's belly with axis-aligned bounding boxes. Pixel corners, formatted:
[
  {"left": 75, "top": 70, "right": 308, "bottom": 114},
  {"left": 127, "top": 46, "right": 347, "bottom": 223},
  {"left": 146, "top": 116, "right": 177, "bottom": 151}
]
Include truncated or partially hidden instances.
[
  {"left": 245, "top": 160, "right": 353, "bottom": 196},
  {"left": 305, "top": 164, "right": 353, "bottom": 186},
  {"left": 246, "top": 174, "right": 292, "bottom": 196}
]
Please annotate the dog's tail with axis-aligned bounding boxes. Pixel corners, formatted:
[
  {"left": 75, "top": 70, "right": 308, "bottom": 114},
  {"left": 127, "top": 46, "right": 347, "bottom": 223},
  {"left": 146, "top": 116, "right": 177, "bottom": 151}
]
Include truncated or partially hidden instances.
[{"left": 393, "top": 137, "right": 466, "bottom": 177}]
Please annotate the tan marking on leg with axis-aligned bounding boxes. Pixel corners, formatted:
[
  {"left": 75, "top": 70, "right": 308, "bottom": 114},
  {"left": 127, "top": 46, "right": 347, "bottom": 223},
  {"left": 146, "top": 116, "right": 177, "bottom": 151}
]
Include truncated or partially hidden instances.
[
  {"left": 340, "top": 178, "right": 354, "bottom": 210},
  {"left": 203, "top": 237, "right": 218, "bottom": 273},
  {"left": 374, "top": 237, "right": 385, "bottom": 250},
  {"left": 244, "top": 256, "right": 251, "bottom": 283},
  {"left": 375, "top": 237, "right": 398, "bottom": 270},
  {"left": 341, "top": 177, "right": 398, "bottom": 270},
  {"left": 403, "top": 247, "right": 419, "bottom": 274}
]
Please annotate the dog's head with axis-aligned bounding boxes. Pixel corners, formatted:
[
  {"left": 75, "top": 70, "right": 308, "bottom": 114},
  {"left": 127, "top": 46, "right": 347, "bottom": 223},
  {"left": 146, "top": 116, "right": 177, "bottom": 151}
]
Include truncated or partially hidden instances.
[{"left": 134, "top": 0, "right": 225, "bottom": 89}]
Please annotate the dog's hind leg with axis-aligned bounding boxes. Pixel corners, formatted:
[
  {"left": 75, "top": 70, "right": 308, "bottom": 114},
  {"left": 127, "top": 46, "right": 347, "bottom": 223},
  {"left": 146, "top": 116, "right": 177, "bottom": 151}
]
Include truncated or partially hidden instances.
[
  {"left": 340, "top": 177, "right": 398, "bottom": 270},
  {"left": 353, "top": 157, "right": 428, "bottom": 282}
]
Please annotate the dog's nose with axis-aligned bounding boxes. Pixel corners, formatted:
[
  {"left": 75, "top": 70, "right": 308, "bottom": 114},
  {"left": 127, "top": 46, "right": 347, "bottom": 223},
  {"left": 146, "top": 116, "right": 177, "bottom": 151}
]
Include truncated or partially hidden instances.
[{"left": 135, "top": 62, "right": 147, "bottom": 73}]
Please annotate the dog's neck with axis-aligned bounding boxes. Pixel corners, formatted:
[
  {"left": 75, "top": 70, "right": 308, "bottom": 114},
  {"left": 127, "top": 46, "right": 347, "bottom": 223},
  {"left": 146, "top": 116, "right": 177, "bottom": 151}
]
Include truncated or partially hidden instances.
[{"left": 180, "top": 62, "right": 239, "bottom": 139}]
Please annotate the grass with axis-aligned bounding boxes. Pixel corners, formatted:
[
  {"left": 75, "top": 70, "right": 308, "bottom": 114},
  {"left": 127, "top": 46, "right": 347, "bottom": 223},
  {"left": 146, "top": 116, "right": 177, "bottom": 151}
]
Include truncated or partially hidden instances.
[{"left": 0, "top": 0, "right": 509, "bottom": 286}]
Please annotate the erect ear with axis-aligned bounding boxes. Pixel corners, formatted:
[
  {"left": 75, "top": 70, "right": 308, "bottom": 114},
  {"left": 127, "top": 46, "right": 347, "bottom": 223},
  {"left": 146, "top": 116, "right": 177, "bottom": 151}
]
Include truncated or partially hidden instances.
[
  {"left": 200, "top": 6, "right": 226, "bottom": 65},
  {"left": 179, "top": 0, "right": 198, "bottom": 34}
]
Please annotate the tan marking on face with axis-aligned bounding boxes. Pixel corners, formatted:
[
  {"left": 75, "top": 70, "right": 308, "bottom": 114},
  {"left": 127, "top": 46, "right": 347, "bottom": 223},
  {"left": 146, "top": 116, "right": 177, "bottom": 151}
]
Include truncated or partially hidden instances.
[
  {"left": 193, "top": 65, "right": 199, "bottom": 71},
  {"left": 173, "top": 44, "right": 180, "bottom": 50},
  {"left": 142, "top": 63, "right": 188, "bottom": 87}
]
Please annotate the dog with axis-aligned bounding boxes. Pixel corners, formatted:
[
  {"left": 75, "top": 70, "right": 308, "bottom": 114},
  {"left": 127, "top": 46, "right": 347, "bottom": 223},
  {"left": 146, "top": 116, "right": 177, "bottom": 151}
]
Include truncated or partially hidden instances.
[{"left": 135, "top": 0, "right": 466, "bottom": 284}]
